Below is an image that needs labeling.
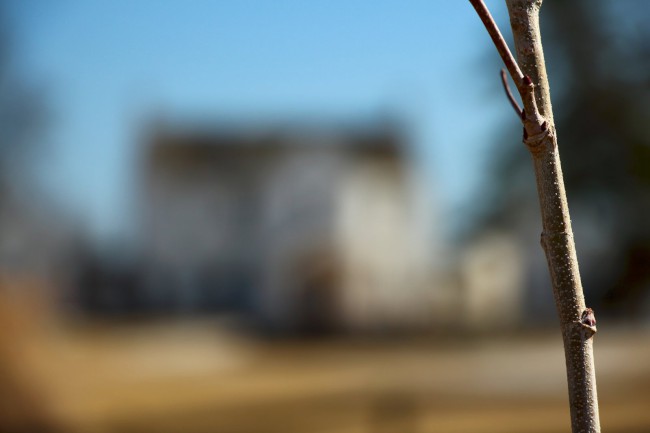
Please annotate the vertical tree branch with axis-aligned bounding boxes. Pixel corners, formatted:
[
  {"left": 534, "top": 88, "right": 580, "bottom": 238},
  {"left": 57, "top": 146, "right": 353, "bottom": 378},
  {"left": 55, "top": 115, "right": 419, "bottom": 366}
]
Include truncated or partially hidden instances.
[
  {"left": 505, "top": 2, "right": 601, "bottom": 432},
  {"left": 506, "top": 0, "right": 554, "bottom": 124},
  {"left": 470, "top": 1, "right": 601, "bottom": 432}
]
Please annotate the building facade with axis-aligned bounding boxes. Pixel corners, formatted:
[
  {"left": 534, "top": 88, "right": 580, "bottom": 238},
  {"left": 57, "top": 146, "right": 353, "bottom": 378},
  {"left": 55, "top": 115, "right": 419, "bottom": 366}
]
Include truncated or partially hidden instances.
[{"left": 138, "top": 121, "right": 438, "bottom": 332}]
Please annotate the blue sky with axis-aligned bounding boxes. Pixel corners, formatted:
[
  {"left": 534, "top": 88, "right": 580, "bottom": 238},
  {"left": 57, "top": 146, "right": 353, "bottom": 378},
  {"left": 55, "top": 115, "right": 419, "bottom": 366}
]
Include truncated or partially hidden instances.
[{"left": 8, "top": 0, "right": 513, "bottom": 240}]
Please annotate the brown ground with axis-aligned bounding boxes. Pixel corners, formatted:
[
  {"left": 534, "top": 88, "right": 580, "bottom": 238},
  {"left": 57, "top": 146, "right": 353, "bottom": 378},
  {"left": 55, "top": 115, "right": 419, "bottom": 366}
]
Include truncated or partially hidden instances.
[{"left": 3, "top": 315, "right": 650, "bottom": 433}]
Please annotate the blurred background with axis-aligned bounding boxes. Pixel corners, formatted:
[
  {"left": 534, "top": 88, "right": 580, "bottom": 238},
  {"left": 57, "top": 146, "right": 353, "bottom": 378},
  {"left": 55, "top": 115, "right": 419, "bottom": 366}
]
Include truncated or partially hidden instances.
[{"left": 1, "top": 0, "right": 649, "bottom": 432}]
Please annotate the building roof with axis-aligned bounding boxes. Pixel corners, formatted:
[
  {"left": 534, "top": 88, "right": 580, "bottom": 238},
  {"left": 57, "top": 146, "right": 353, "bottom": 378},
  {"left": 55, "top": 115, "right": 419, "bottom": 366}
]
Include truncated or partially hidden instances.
[{"left": 143, "top": 116, "right": 406, "bottom": 166}]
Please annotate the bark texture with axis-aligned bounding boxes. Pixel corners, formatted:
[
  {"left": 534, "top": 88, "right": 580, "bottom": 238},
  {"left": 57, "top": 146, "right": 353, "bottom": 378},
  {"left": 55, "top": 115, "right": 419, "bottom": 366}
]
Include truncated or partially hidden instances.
[
  {"left": 505, "top": 1, "right": 601, "bottom": 432},
  {"left": 469, "top": 1, "right": 601, "bottom": 432}
]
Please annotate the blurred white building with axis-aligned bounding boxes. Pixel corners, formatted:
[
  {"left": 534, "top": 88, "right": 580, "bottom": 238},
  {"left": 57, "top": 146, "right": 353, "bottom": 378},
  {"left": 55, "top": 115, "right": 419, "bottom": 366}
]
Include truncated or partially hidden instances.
[
  {"left": 0, "top": 182, "right": 79, "bottom": 300},
  {"left": 138, "top": 120, "right": 440, "bottom": 332},
  {"left": 459, "top": 232, "right": 525, "bottom": 330}
]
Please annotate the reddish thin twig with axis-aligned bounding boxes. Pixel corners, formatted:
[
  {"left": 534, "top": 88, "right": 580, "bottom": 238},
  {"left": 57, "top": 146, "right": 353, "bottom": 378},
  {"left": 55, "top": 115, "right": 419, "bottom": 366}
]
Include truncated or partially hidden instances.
[
  {"left": 469, "top": 0, "right": 524, "bottom": 87},
  {"left": 500, "top": 69, "right": 523, "bottom": 119},
  {"left": 470, "top": 0, "right": 545, "bottom": 132}
]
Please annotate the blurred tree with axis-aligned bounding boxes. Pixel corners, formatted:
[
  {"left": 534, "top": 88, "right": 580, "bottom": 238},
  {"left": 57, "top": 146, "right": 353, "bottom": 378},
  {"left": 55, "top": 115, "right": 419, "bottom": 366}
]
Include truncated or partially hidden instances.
[
  {"left": 0, "top": 3, "right": 58, "bottom": 431},
  {"left": 0, "top": 1, "right": 48, "bottom": 202},
  {"left": 472, "top": 0, "right": 650, "bottom": 317}
]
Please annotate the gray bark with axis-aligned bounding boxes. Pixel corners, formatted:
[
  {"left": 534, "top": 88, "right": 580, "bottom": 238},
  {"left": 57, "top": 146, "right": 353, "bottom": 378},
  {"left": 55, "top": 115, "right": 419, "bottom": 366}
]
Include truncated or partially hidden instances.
[
  {"left": 505, "top": 1, "right": 601, "bottom": 432},
  {"left": 469, "top": 0, "right": 601, "bottom": 431}
]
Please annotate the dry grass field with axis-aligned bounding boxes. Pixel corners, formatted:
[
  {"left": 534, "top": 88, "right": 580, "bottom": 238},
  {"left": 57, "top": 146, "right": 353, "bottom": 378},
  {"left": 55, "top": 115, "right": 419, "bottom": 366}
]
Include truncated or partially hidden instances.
[{"left": 2, "top": 316, "right": 646, "bottom": 433}]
